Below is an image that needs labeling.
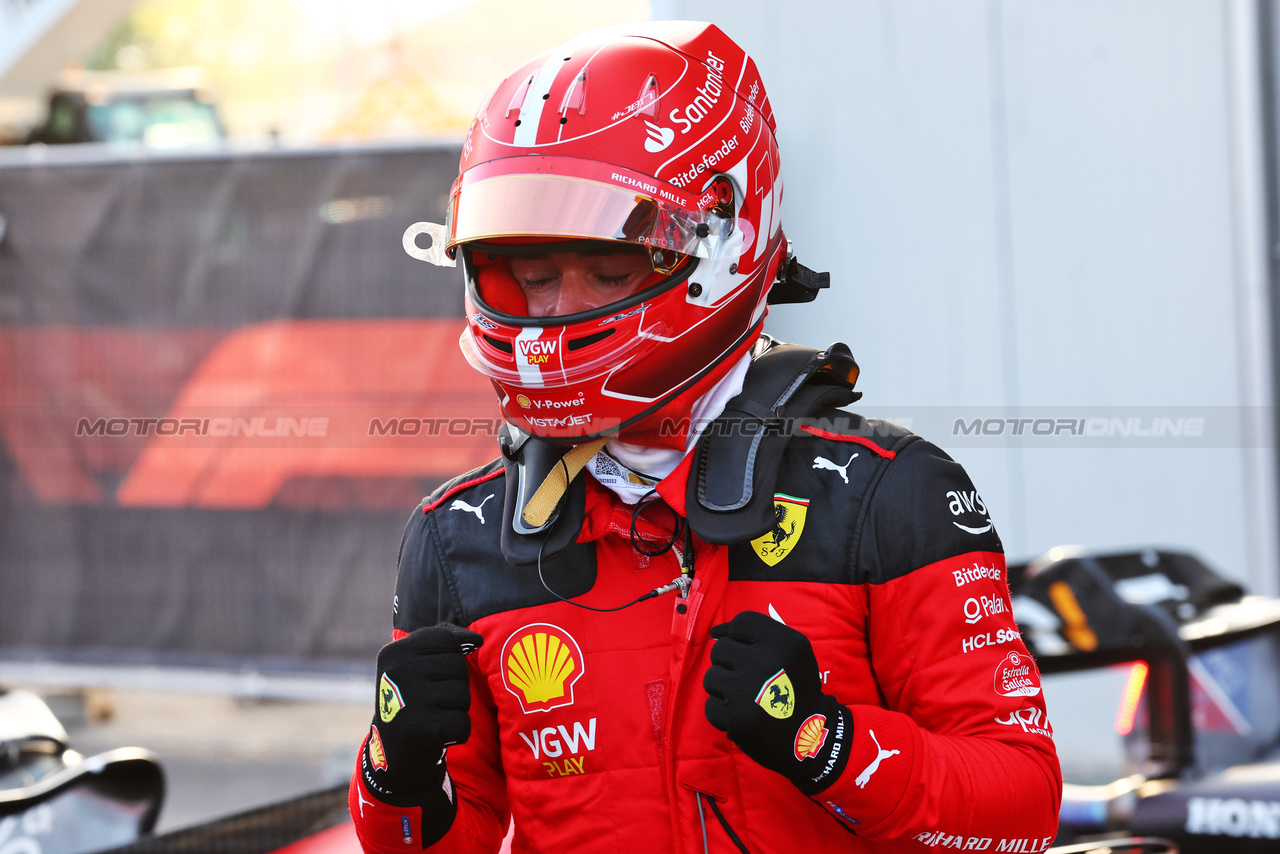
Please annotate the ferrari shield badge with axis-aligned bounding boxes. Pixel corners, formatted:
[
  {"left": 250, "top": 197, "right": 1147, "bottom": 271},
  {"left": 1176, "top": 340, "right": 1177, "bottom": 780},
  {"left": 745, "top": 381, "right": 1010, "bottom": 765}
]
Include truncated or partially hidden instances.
[
  {"left": 755, "top": 669, "right": 796, "bottom": 719},
  {"left": 750, "top": 493, "right": 809, "bottom": 566},
  {"left": 379, "top": 673, "right": 405, "bottom": 722}
]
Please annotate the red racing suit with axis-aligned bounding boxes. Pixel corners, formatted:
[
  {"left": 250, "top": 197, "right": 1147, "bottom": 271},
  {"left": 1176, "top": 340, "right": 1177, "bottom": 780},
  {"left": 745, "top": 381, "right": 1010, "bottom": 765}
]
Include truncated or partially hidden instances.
[{"left": 350, "top": 413, "right": 1062, "bottom": 853}]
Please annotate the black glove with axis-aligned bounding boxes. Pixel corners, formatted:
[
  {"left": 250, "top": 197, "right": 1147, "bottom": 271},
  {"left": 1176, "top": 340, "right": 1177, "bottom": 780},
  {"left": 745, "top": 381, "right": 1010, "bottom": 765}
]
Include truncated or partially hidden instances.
[
  {"left": 704, "top": 610, "right": 851, "bottom": 795},
  {"left": 361, "top": 624, "right": 483, "bottom": 845}
]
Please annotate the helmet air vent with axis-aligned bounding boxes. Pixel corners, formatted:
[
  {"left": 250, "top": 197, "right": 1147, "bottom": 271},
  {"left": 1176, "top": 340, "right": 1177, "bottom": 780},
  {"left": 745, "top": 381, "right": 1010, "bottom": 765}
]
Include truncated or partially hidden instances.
[
  {"left": 506, "top": 74, "right": 535, "bottom": 119},
  {"left": 636, "top": 74, "right": 660, "bottom": 118},
  {"left": 559, "top": 71, "right": 588, "bottom": 117},
  {"left": 483, "top": 334, "right": 514, "bottom": 353},
  {"left": 567, "top": 329, "right": 615, "bottom": 351}
]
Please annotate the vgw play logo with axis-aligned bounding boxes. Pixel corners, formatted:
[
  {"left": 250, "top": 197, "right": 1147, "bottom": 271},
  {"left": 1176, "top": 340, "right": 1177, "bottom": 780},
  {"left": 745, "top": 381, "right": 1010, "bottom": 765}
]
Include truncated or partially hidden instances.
[{"left": 517, "top": 339, "right": 559, "bottom": 365}]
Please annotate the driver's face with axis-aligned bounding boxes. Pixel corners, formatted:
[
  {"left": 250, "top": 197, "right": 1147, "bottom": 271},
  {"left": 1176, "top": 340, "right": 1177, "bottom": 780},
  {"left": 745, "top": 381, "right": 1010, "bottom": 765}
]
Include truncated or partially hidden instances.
[{"left": 508, "top": 245, "right": 652, "bottom": 317}]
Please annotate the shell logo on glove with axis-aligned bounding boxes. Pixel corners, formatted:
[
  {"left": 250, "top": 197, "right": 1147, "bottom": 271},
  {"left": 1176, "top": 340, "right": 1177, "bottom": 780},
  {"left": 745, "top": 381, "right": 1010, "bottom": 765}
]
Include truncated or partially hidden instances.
[
  {"left": 755, "top": 668, "right": 796, "bottom": 719},
  {"left": 501, "top": 623, "right": 586, "bottom": 714},
  {"left": 368, "top": 724, "right": 388, "bottom": 771},
  {"left": 793, "top": 714, "right": 829, "bottom": 761}
]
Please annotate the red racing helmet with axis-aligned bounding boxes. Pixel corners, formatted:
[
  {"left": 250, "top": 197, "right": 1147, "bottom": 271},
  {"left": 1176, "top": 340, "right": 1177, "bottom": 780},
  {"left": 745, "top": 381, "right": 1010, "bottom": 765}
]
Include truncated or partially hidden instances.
[{"left": 410, "top": 21, "right": 790, "bottom": 442}]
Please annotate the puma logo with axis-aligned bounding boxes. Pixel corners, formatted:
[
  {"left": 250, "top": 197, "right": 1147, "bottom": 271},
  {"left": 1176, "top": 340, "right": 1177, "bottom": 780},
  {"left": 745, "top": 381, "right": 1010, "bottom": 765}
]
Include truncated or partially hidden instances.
[
  {"left": 854, "top": 729, "right": 899, "bottom": 788},
  {"left": 449, "top": 494, "right": 494, "bottom": 524},
  {"left": 812, "top": 453, "right": 858, "bottom": 484},
  {"left": 355, "top": 784, "right": 372, "bottom": 817}
]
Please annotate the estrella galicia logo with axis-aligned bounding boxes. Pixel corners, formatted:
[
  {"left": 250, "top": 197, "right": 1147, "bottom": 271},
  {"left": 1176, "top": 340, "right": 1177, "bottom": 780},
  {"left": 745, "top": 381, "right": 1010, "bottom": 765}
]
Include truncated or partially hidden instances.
[{"left": 643, "top": 119, "right": 675, "bottom": 153}]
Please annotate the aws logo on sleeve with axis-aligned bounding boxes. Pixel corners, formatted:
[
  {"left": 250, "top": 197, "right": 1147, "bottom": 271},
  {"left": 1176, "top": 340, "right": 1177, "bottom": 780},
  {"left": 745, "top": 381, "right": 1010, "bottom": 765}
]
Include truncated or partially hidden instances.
[
  {"left": 946, "top": 489, "right": 993, "bottom": 535},
  {"left": 501, "top": 623, "right": 586, "bottom": 714},
  {"left": 750, "top": 494, "right": 809, "bottom": 566}
]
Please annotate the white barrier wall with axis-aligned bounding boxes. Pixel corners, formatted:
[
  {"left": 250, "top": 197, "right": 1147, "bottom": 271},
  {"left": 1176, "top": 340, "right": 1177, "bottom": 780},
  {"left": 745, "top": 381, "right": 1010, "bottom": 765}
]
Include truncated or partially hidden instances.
[{"left": 660, "top": 0, "right": 1278, "bottom": 595}]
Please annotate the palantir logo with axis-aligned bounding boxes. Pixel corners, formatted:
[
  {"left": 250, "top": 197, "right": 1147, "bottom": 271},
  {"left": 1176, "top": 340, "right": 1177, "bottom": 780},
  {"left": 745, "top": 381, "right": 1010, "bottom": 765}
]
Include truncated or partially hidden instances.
[{"left": 643, "top": 119, "right": 675, "bottom": 153}]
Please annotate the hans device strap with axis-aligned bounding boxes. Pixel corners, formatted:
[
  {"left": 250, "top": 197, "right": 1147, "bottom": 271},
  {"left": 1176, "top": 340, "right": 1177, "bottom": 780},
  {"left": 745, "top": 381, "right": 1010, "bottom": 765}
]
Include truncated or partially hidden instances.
[
  {"left": 685, "top": 339, "right": 861, "bottom": 544},
  {"left": 497, "top": 338, "right": 862, "bottom": 562}
]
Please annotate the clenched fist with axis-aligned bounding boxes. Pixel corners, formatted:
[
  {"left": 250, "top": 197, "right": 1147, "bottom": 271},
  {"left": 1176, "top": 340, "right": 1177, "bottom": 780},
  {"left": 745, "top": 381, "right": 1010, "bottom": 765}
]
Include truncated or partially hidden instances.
[
  {"left": 704, "top": 610, "right": 851, "bottom": 795},
  {"left": 361, "top": 624, "right": 483, "bottom": 845}
]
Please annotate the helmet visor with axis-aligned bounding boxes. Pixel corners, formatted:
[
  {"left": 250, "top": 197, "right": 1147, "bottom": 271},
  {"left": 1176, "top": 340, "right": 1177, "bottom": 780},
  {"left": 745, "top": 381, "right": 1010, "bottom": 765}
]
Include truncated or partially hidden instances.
[{"left": 447, "top": 160, "right": 731, "bottom": 260}]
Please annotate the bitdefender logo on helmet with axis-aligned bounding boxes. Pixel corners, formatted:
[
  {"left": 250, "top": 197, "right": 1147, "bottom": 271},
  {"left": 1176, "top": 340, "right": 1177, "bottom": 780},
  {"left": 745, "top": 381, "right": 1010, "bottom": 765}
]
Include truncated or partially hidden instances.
[{"left": 643, "top": 120, "right": 675, "bottom": 152}]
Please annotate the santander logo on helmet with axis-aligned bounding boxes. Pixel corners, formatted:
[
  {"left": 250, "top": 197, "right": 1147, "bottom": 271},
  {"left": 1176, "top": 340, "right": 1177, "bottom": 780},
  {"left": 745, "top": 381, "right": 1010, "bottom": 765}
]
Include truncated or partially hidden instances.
[
  {"left": 667, "top": 48, "right": 728, "bottom": 135},
  {"left": 405, "top": 22, "right": 790, "bottom": 442},
  {"left": 644, "top": 119, "right": 676, "bottom": 153}
]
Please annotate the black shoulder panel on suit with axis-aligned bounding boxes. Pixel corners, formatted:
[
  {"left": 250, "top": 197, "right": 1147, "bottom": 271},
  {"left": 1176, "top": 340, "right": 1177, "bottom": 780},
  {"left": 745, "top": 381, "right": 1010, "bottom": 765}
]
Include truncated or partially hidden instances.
[
  {"left": 725, "top": 413, "right": 918, "bottom": 584},
  {"left": 856, "top": 437, "right": 1004, "bottom": 583},
  {"left": 393, "top": 460, "right": 597, "bottom": 632},
  {"left": 723, "top": 415, "right": 1002, "bottom": 585}
]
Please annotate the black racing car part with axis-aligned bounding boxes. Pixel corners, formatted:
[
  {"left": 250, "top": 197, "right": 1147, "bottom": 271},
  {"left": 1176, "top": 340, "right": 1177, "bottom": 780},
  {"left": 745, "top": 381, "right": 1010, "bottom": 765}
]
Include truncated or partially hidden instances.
[
  {"left": 104, "top": 783, "right": 349, "bottom": 852},
  {"left": 1019, "top": 555, "right": 1195, "bottom": 778},
  {"left": 1130, "top": 765, "right": 1280, "bottom": 853}
]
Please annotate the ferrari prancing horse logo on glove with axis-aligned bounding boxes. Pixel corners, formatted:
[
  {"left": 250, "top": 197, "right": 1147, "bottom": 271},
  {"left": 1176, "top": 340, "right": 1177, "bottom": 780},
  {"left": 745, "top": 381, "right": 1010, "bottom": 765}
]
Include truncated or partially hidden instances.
[
  {"left": 750, "top": 494, "right": 809, "bottom": 567},
  {"left": 755, "top": 669, "right": 796, "bottom": 719},
  {"left": 378, "top": 674, "right": 405, "bottom": 722}
]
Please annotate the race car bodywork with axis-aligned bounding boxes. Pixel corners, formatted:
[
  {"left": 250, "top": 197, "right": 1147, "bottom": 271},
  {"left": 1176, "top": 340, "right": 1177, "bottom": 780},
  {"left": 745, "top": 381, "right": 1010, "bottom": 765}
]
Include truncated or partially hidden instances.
[
  {"left": 1014, "top": 547, "right": 1280, "bottom": 852},
  {"left": 0, "top": 689, "right": 164, "bottom": 853}
]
